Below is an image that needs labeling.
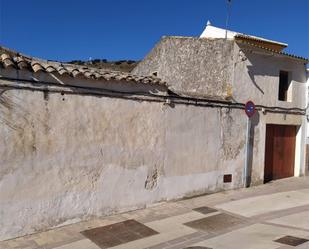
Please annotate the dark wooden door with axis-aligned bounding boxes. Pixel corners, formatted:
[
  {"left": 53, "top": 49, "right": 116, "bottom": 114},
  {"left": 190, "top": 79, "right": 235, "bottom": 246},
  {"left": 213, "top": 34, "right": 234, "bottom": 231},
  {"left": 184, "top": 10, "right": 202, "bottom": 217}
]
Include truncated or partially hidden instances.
[{"left": 264, "top": 124, "right": 296, "bottom": 183}]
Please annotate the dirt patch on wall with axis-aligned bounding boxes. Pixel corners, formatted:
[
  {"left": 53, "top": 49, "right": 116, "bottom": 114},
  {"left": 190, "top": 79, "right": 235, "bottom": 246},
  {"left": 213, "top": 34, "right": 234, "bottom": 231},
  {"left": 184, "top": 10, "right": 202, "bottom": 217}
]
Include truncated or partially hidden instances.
[
  {"left": 145, "top": 165, "right": 162, "bottom": 190},
  {"left": 219, "top": 108, "right": 245, "bottom": 160}
]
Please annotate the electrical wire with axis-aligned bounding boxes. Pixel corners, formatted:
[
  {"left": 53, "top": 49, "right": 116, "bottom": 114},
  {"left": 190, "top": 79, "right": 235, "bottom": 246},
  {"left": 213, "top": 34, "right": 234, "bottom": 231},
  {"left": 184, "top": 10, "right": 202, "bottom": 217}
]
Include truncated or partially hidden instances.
[{"left": 0, "top": 76, "right": 306, "bottom": 115}]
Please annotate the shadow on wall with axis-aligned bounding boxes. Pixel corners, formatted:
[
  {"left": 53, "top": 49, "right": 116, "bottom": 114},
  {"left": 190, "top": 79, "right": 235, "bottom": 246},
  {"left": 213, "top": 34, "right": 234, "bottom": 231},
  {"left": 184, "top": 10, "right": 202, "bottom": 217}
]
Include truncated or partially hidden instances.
[
  {"left": 244, "top": 50, "right": 305, "bottom": 97},
  {"left": 244, "top": 51, "right": 277, "bottom": 95},
  {"left": 246, "top": 111, "right": 260, "bottom": 187},
  {"left": 246, "top": 64, "right": 265, "bottom": 95}
]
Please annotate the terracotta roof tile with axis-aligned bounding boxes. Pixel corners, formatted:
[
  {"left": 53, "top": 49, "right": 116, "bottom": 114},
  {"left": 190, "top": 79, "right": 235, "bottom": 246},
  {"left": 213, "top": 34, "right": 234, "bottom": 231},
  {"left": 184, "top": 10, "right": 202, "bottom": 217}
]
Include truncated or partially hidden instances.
[
  {"left": 1, "top": 54, "right": 15, "bottom": 68},
  {"left": 234, "top": 34, "right": 288, "bottom": 48},
  {"left": 237, "top": 40, "right": 309, "bottom": 62},
  {"left": 31, "top": 62, "right": 44, "bottom": 72},
  {"left": 0, "top": 52, "right": 166, "bottom": 86},
  {"left": 15, "top": 57, "right": 29, "bottom": 69},
  {"left": 45, "top": 65, "right": 57, "bottom": 73}
]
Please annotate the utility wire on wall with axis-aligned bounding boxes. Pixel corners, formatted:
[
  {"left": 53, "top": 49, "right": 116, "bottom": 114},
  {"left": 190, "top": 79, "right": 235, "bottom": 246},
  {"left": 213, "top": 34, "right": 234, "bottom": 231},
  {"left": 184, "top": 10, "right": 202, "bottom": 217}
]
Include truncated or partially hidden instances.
[{"left": 0, "top": 76, "right": 306, "bottom": 116}]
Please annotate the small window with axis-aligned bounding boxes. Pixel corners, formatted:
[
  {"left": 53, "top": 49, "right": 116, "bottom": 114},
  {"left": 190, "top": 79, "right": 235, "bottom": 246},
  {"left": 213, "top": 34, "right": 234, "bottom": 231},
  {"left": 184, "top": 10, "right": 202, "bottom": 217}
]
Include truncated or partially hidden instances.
[{"left": 278, "top": 71, "right": 290, "bottom": 101}]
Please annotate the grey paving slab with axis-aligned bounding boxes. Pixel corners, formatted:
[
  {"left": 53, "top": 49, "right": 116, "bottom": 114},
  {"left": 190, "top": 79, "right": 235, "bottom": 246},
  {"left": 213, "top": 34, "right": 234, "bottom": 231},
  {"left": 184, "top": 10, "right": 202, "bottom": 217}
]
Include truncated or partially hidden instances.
[
  {"left": 184, "top": 213, "right": 247, "bottom": 233},
  {"left": 81, "top": 219, "right": 158, "bottom": 248},
  {"left": 192, "top": 207, "right": 218, "bottom": 215},
  {"left": 2, "top": 177, "right": 309, "bottom": 249},
  {"left": 274, "top": 235, "right": 309, "bottom": 247},
  {"left": 192, "top": 223, "right": 309, "bottom": 249}
]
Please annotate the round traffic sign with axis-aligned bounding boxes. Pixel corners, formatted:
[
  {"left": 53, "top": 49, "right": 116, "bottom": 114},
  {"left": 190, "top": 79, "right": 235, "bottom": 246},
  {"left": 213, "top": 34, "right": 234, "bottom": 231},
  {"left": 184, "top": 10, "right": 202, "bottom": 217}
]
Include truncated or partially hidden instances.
[{"left": 245, "top": 101, "right": 256, "bottom": 118}]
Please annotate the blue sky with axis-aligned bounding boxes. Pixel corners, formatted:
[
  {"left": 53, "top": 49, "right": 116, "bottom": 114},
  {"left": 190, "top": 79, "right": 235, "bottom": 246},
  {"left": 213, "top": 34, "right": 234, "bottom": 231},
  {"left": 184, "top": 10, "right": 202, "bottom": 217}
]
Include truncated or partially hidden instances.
[{"left": 0, "top": 0, "right": 308, "bottom": 61}]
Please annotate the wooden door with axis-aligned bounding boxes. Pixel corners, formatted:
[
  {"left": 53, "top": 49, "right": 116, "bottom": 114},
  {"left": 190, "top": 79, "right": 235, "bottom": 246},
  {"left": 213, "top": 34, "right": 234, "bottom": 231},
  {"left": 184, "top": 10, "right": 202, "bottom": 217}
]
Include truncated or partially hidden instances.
[{"left": 264, "top": 124, "right": 296, "bottom": 183}]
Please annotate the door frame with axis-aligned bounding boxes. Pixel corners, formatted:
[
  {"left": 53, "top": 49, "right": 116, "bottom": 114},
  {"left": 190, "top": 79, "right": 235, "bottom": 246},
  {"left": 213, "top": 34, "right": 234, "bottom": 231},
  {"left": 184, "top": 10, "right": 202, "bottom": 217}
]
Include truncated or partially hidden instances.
[{"left": 263, "top": 124, "right": 301, "bottom": 183}]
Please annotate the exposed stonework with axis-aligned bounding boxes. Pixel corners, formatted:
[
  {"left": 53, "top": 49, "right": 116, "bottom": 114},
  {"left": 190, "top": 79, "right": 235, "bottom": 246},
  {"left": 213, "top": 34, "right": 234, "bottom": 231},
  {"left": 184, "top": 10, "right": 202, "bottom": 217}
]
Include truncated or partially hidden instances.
[{"left": 133, "top": 37, "right": 235, "bottom": 100}]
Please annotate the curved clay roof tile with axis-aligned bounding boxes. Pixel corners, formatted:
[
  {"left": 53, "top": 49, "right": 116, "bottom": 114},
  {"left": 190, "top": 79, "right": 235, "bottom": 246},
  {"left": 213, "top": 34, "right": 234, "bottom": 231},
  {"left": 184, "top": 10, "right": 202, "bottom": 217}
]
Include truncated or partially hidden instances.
[
  {"left": 45, "top": 65, "right": 57, "bottom": 73},
  {"left": 83, "top": 71, "right": 92, "bottom": 78},
  {"left": 1, "top": 54, "right": 15, "bottom": 68},
  {"left": 114, "top": 75, "right": 126, "bottom": 81},
  {"left": 57, "top": 67, "right": 69, "bottom": 76},
  {"left": 0, "top": 49, "right": 165, "bottom": 86},
  {"left": 99, "top": 73, "right": 110, "bottom": 80},
  {"left": 31, "top": 62, "right": 44, "bottom": 72},
  {"left": 93, "top": 72, "right": 102, "bottom": 79},
  {"left": 141, "top": 78, "right": 151, "bottom": 84},
  {"left": 125, "top": 75, "right": 134, "bottom": 81},
  {"left": 15, "top": 57, "right": 29, "bottom": 69},
  {"left": 71, "top": 69, "right": 83, "bottom": 77}
]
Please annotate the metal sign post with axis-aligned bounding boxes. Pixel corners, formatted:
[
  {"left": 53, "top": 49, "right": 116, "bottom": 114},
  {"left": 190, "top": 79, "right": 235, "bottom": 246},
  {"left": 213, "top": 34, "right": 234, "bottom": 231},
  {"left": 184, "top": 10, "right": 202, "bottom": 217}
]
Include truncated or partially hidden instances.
[{"left": 244, "top": 101, "right": 256, "bottom": 187}]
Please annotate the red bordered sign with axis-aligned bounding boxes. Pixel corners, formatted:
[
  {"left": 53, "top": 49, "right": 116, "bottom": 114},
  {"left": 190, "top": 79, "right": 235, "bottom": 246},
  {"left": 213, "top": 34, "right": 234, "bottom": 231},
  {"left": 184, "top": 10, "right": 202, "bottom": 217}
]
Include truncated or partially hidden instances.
[{"left": 245, "top": 101, "right": 256, "bottom": 118}]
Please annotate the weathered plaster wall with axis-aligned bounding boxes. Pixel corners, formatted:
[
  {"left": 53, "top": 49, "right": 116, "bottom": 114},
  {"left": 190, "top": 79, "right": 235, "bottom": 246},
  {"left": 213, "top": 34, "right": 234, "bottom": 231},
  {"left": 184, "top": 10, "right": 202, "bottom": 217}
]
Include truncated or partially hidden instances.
[
  {"left": 0, "top": 78, "right": 246, "bottom": 240},
  {"left": 133, "top": 37, "right": 235, "bottom": 99},
  {"left": 233, "top": 43, "right": 307, "bottom": 108},
  {"left": 1, "top": 38, "right": 307, "bottom": 241},
  {"left": 134, "top": 36, "right": 307, "bottom": 183},
  {"left": 233, "top": 43, "right": 308, "bottom": 180}
]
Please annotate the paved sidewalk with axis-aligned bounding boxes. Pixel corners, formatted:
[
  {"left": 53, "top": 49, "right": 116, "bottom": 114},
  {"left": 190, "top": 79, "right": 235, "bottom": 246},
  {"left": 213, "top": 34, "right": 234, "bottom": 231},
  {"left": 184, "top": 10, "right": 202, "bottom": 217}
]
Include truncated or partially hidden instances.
[{"left": 1, "top": 177, "right": 309, "bottom": 249}]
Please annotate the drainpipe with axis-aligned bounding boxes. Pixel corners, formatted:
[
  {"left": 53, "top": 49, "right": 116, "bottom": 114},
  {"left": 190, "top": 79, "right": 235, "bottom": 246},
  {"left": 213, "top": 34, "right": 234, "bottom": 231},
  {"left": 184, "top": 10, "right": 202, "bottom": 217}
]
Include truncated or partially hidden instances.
[
  {"left": 243, "top": 116, "right": 251, "bottom": 187},
  {"left": 305, "top": 68, "right": 309, "bottom": 174}
]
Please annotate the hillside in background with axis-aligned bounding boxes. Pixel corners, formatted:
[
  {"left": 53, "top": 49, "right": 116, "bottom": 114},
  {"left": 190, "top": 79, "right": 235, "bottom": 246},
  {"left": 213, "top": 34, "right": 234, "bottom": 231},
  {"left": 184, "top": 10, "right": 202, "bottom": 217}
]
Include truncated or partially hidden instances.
[
  {"left": 67, "top": 59, "right": 139, "bottom": 72},
  {"left": 0, "top": 46, "right": 139, "bottom": 73}
]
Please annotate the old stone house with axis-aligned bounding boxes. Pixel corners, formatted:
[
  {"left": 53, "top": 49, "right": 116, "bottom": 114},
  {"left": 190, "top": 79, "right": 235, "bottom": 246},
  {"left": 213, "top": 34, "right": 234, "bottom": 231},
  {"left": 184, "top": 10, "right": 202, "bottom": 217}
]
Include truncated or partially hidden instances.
[{"left": 0, "top": 24, "right": 308, "bottom": 240}]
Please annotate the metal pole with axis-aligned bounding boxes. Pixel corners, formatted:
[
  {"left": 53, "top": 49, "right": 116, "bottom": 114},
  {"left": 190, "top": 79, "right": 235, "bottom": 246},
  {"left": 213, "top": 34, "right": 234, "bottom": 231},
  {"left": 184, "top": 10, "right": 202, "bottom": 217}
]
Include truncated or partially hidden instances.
[
  {"left": 244, "top": 116, "right": 251, "bottom": 187},
  {"left": 225, "top": 0, "right": 232, "bottom": 39}
]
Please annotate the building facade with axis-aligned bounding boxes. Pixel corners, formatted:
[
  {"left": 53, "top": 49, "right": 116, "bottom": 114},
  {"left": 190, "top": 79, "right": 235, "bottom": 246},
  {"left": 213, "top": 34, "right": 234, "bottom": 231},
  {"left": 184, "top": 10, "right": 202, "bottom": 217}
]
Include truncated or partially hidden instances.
[
  {"left": 133, "top": 25, "right": 308, "bottom": 185},
  {"left": 0, "top": 26, "right": 307, "bottom": 240}
]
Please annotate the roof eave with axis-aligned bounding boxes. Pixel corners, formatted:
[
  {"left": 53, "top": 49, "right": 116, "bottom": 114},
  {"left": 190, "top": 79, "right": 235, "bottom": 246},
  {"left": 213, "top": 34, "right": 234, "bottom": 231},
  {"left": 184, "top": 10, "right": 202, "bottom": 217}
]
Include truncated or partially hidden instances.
[
  {"left": 0, "top": 50, "right": 167, "bottom": 86},
  {"left": 237, "top": 40, "right": 308, "bottom": 63},
  {"left": 234, "top": 34, "right": 288, "bottom": 48}
]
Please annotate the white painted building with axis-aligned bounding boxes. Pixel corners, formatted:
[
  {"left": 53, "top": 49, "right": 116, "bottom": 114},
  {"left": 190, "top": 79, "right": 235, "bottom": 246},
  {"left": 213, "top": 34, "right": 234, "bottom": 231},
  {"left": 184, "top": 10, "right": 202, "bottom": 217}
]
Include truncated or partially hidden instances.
[
  {"left": 201, "top": 22, "right": 309, "bottom": 146},
  {"left": 200, "top": 21, "right": 288, "bottom": 50}
]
